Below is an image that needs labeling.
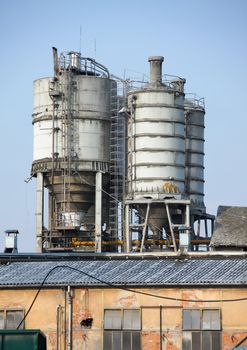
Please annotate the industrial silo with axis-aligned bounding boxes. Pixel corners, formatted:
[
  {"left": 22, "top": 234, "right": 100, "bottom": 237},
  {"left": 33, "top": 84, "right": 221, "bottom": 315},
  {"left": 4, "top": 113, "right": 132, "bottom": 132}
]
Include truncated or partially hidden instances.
[
  {"left": 185, "top": 97, "right": 205, "bottom": 211},
  {"left": 124, "top": 57, "right": 190, "bottom": 252},
  {"left": 32, "top": 49, "right": 112, "bottom": 252}
]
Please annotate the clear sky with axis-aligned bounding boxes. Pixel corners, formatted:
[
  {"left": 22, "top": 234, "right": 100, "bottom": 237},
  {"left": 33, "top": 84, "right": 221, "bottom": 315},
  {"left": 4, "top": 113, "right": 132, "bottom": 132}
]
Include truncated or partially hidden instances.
[{"left": 0, "top": 0, "right": 246, "bottom": 252}]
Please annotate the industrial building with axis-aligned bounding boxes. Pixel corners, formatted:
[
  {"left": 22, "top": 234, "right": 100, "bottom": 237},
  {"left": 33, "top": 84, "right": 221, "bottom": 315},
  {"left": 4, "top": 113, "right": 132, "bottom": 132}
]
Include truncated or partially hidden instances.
[
  {"left": 31, "top": 49, "right": 213, "bottom": 254},
  {"left": 0, "top": 48, "right": 247, "bottom": 350}
]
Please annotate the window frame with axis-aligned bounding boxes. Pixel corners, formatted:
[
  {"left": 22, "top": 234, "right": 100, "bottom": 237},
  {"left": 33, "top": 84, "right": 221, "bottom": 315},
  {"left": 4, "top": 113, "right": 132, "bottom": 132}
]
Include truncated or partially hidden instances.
[
  {"left": 104, "top": 309, "right": 122, "bottom": 330},
  {"left": 104, "top": 308, "right": 141, "bottom": 331},
  {"left": 182, "top": 308, "right": 221, "bottom": 331},
  {"left": 0, "top": 309, "right": 25, "bottom": 330},
  {"left": 0, "top": 310, "right": 5, "bottom": 330},
  {"left": 103, "top": 309, "right": 141, "bottom": 350},
  {"left": 182, "top": 309, "right": 221, "bottom": 350}
]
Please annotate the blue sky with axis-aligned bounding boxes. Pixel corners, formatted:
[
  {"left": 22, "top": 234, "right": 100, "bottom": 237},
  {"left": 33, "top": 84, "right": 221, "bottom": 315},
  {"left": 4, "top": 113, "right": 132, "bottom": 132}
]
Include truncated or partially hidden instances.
[{"left": 0, "top": 0, "right": 246, "bottom": 252}]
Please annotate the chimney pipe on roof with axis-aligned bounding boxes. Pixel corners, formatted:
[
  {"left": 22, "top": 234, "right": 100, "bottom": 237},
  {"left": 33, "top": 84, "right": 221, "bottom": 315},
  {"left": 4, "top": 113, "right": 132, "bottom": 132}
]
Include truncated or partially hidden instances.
[
  {"left": 4, "top": 230, "right": 19, "bottom": 254},
  {"left": 148, "top": 56, "right": 164, "bottom": 86}
]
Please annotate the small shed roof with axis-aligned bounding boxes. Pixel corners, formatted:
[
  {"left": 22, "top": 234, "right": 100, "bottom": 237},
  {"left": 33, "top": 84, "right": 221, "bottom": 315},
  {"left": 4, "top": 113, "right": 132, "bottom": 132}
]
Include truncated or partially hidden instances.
[{"left": 211, "top": 206, "right": 247, "bottom": 248}]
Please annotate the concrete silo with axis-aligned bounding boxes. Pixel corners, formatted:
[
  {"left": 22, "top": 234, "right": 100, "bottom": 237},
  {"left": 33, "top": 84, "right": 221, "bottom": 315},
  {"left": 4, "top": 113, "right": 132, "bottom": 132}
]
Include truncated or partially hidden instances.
[
  {"left": 185, "top": 96, "right": 205, "bottom": 210},
  {"left": 123, "top": 56, "right": 215, "bottom": 252},
  {"left": 32, "top": 48, "right": 112, "bottom": 252},
  {"left": 124, "top": 57, "right": 191, "bottom": 252}
]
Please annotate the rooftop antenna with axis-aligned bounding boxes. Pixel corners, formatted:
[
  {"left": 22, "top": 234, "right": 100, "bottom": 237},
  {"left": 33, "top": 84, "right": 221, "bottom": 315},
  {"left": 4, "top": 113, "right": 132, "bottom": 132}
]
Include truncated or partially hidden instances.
[
  {"left": 79, "top": 25, "right": 82, "bottom": 54},
  {"left": 94, "top": 39, "right": 97, "bottom": 60}
]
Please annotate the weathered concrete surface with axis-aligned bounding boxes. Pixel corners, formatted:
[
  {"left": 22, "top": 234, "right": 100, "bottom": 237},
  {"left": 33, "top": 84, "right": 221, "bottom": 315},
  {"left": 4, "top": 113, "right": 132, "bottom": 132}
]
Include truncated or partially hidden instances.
[{"left": 211, "top": 206, "right": 247, "bottom": 248}]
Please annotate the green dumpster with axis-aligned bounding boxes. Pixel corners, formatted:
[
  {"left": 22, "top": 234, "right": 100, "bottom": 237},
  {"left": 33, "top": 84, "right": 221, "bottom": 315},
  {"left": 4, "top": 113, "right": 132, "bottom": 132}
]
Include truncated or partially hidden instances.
[{"left": 0, "top": 329, "right": 46, "bottom": 350}]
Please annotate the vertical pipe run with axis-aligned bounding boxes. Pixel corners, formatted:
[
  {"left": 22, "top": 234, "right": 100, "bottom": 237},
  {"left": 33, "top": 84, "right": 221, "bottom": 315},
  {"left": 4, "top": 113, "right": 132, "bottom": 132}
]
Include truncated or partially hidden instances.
[
  {"left": 57, "top": 305, "right": 61, "bottom": 350},
  {"left": 95, "top": 172, "right": 102, "bottom": 253},
  {"left": 160, "top": 305, "right": 163, "bottom": 350},
  {"left": 125, "top": 204, "right": 130, "bottom": 253},
  {"left": 185, "top": 204, "right": 191, "bottom": 251},
  {"left": 67, "top": 286, "right": 72, "bottom": 350},
  {"left": 36, "top": 172, "right": 44, "bottom": 253},
  {"left": 64, "top": 289, "right": 67, "bottom": 348},
  {"left": 52, "top": 47, "right": 59, "bottom": 79}
]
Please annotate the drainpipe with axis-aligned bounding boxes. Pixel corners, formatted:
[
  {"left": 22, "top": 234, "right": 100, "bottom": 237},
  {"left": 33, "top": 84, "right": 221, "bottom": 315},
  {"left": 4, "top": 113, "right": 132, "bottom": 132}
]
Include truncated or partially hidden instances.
[
  {"left": 56, "top": 305, "right": 61, "bottom": 350},
  {"left": 67, "top": 286, "right": 73, "bottom": 350},
  {"left": 160, "top": 305, "right": 163, "bottom": 350}
]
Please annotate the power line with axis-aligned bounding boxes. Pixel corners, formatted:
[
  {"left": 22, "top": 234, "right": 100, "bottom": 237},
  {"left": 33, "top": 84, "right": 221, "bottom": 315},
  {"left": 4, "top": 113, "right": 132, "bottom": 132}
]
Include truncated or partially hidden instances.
[{"left": 16, "top": 264, "right": 247, "bottom": 329}]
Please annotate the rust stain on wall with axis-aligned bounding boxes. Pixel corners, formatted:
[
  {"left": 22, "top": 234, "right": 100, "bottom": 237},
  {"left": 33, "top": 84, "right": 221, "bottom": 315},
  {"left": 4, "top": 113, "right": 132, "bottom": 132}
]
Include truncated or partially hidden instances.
[
  {"left": 47, "top": 331, "right": 57, "bottom": 350},
  {"left": 222, "top": 331, "right": 247, "bottom": 350},
  {"left": 163, "top": 331, "right": 180, "bottom": 350},
  {"left": 181, "top": 291, "right": 203, "bottom": 307},
  {"left": 118, "top": 293, "right": 137, "bottom": 307},
  {"left": 142, "top": 331, "right": 160, "bottom": 350}
]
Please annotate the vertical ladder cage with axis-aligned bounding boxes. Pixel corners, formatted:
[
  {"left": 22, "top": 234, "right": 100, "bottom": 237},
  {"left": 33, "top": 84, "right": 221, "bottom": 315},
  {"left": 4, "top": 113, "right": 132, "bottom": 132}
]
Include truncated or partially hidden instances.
[{"left": 109, "top": 78, "right": 126, "bottom": 250}]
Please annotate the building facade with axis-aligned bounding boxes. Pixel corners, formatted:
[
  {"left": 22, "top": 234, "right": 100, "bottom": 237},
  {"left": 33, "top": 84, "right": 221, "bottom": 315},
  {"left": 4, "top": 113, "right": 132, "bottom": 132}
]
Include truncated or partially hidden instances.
[{"left": 0, "top": 254, "right": 247, "bottom": 350}]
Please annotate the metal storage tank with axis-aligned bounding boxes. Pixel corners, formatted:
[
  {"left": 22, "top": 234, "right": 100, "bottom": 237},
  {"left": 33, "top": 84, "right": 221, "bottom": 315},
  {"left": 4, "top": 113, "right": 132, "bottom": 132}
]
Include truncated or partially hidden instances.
[
  {"left": 32, "top": 50, "right": 112, "bottom": 252},
  {"left": 126, "top": 56, "right": 186, "bottom": 234},
  {"left": 184, "top": 96, "right": 205, "bottom": 210},
  {"left": 126, "top": 57, "right": 185, "bottom": 199}
]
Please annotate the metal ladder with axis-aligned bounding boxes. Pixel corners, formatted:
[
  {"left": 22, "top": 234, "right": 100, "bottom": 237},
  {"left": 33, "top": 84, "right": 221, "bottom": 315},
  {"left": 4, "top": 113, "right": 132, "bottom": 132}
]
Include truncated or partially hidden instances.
[{"left": 109, "top": 80, "right": 125, "bottom": 245}]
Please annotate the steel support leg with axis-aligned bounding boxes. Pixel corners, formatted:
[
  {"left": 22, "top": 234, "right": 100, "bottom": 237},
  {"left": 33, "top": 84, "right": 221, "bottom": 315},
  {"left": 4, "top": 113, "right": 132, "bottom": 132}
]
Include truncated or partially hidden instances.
[
  {"left": 36, "top": 172, "right": 44, "bottom": 253},
  {"left": 140, "top": 203, "right": 150, "bottom": 253},
  {"left": 95, "top": 172, "right": 102, "bottom": 253}
]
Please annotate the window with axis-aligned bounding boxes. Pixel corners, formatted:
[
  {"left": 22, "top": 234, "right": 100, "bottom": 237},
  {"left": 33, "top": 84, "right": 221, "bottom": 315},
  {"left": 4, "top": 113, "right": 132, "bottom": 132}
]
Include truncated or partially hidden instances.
[
  {"left": 0, "top": 309, "right": 24, "bottom": 329},
  {"left": 0, "top": 311, "right": 4, "bottom": 329},
  {"left": 104, "top": 309, "right": 141, "bottom": 350},
  {"left": 182, "top": 309, "right": 221, "bottom": 350}
]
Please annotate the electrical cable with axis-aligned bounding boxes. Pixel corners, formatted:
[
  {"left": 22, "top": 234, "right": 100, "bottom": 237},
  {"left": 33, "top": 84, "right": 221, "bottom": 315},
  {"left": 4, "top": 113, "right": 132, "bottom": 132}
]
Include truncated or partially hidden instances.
[{"left": 16, "top": 264, "right": 247, "bottom": 329}]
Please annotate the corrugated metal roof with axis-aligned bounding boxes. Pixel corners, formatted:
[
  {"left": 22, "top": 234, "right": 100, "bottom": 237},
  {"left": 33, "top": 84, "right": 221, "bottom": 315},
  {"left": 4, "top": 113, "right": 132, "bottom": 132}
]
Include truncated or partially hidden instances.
[{"left": 0, "top": 257, "right": 247, "bottom": 287}]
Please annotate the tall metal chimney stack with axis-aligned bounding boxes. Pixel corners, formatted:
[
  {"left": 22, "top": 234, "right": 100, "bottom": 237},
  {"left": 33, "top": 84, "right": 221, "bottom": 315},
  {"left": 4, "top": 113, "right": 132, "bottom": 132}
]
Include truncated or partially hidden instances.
[{"left": 148, "top": 56, "right": 164, "bottom": 86}]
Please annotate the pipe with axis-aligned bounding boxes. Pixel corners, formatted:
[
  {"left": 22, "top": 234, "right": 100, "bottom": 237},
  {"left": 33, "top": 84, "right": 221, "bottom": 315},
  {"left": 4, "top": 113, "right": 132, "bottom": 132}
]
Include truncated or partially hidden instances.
[
  {"left": 148, "top": 56, "right": 164, "bottom": 86},
  {"left": 52, "top": 47, "right": 59, "bottom": 79},
  {"left": 56, "top": 305, "right": 61, "bottom": 350},
  {"left": 160, "top": 305, "right": 163, "bottom": 350},
  {"left": 71, "top": 238, "right": 211, "bottom": 246},
  {"left": 64, "top": 289, "right": 67, "bottom": 348},
  {"left": 125, "top": 204, "right": 130, "bottom": 253},
  {"left": 67, "top": 286, "right": 73, "bottom": 350}
]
